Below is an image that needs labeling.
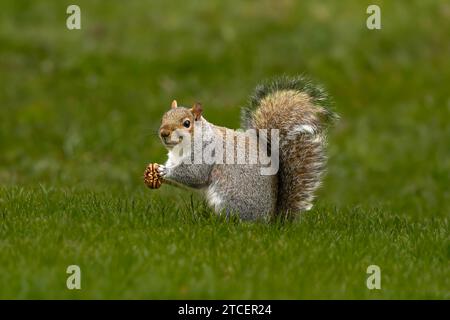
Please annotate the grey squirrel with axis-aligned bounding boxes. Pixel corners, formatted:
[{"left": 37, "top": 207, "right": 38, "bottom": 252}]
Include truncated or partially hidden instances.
[{"left": 147, "top": 76, "right": 338, "bottom": 220}]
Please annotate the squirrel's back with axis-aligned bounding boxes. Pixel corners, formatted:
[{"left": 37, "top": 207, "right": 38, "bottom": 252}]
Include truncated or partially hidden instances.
[{"left": 241, "top": 76, "right": 338, "bottom": 215}]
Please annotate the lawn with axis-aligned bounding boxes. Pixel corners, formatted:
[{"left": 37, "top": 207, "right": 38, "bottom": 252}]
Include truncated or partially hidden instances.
[{"left": 0, "top": 0, "right": 449, "bottom": 299}]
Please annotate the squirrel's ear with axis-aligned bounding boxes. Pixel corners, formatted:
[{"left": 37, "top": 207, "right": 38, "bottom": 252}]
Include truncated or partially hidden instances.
[
  {"left": 191, "top": 102, "right": 203, "bottom": 120},
  {"left": 171, "top": 100, "right": 178, "bottom": 109}
]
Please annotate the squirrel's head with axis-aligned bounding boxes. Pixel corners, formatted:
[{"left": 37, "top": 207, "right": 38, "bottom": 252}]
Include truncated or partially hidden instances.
[{"left": 159, "top": 100, "right": 203, "bottom": 149}]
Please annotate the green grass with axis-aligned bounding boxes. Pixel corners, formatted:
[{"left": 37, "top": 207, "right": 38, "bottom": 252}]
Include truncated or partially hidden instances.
[{"left": 0, "top": 0, "right": 449, "bottom": 299}]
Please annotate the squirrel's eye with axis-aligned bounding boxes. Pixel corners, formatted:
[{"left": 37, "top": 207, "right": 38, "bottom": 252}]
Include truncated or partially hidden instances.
[{"left": 183, "top": 120, "right": 191, "bottom": 128}]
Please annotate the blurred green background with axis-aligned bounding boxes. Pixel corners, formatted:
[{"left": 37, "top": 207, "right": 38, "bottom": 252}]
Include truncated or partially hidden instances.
[{"left": 0, "top": 0, "right": 449, "bottom": 299}]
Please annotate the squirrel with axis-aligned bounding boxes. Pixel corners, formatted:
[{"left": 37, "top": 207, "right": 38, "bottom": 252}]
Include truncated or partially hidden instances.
[{"left": 148, "top": 76, "right": 338, "bottom": 220}]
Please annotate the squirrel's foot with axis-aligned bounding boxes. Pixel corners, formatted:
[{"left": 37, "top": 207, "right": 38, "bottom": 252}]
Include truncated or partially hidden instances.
[{"left": 157, "top": 164, "right": 167, "bottom": 177}]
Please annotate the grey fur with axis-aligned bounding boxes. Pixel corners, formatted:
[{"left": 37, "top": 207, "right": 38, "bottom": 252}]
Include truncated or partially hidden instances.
[{"left": 156, "top": 76, "right": 337, "bottom": 220}]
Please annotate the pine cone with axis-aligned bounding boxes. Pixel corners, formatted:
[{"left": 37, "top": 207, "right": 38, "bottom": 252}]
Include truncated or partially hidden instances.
[{"left": 144, "top": 163, "right": 163, "bottom": 189}]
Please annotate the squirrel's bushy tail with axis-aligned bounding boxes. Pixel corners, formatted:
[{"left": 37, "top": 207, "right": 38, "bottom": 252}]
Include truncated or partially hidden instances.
[{"left": 241, "top": 76, "right": 338, "bottom": 215}]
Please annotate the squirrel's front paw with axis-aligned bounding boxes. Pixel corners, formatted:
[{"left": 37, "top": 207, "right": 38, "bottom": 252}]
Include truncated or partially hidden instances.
[
  {"left": 157, "top": 164, "right": 167, "bottom": 177},
  {"left": 144, "top": 163, "right": 164, "bottom": 189}
]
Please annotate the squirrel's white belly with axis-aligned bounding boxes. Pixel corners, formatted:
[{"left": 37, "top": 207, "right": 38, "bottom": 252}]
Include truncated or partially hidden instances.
[{"left": 166, "top": 148, "right": 184, "bottom": 168}]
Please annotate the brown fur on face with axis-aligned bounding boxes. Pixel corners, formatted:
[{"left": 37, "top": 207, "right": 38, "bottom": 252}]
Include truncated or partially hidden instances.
[{"left": 159, "top": 102, "right": 203, "bottom": 149}]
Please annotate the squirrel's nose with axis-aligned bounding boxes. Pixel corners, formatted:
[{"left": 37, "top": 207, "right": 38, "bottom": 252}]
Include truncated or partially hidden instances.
[{"left": 160, "top": 129, "right": 171, "bottom": 138}]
